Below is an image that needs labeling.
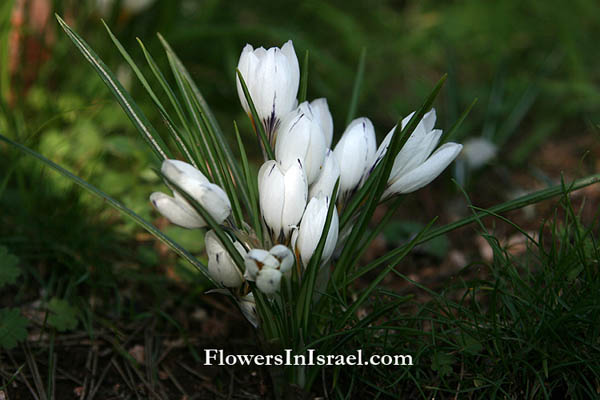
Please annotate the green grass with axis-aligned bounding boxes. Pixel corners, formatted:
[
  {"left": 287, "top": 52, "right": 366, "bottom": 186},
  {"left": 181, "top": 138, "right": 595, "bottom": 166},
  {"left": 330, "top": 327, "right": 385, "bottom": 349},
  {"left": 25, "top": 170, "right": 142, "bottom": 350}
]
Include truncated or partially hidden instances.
[{"left": 332, "top": 191, "right": 600, "bottom": 399}]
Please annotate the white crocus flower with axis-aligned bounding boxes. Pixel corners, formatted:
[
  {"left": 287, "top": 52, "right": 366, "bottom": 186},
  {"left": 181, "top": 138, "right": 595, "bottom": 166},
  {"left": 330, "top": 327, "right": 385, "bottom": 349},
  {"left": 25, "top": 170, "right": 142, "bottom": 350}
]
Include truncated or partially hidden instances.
[
  {"left": 275, "top": 102, "right": 327, "bottom": 184},
  {"left": 310, "top": 98, "right": 334, "bottom": 148},
  {"left": 150, "top": 160, "right": 231, "bottom": 229},
  {"left": 205, "top": 230, "right": 246, "bottom": 288},
  {"left": 95, "top": 0, "right": 155, "bottom": 16},
  {"left": 308, "top": 149, "right": 340, "bottom": 200},
  {"left": 291, "top": 194, "right": 339, "bottom": 267},
  {"left": 258, "top": 160, "right": 308, "bottom": 242},
  {"left": 333, "top": 117, "right": 377, "bottom": 201},
  {"left": 373, "top": 109, "right": 463, "bottom": 198},
  {"left": 236, "top": 41, "right": 300, "bottom": 142},
  {"left": 461, "top": 137, "right": 497, "bottom": 169}
]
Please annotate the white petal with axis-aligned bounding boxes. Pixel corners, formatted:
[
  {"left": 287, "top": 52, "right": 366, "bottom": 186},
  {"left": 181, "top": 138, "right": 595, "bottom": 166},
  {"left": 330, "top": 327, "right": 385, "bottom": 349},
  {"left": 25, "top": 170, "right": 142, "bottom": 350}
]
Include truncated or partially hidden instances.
[
  {"left": 422, "top": 108, "right": 437, "bottom": 133},
  {"left": 389, "top": 129, "right": 443, "bottom": 182},
  {"left": 384, "top": 143, "right": 463, "bottom": 196},
  {"left": 309, "top": 149, "right": 340, "bottom": 200},
  {"left": 295, "top": 195, "right": 339, "bottom": 267},
  {"left": 281, "top": 160, "right": 308, "bottom": 239},
  {"left": 275, "top": 112, "right": 311, "bottom": 170},
  {"left": 258, "top": 161, "right": 285, "bottom": 239},
  {"left": 269, "top": 245, "right": 294, "bottom": 273},
  {"left": 236, "top": 44, "right": 259, "bottom": 114},
  {"left": 256, "top": 268, "right": 282, "bottom": 294},
  {"left": 281, "top": 40, "right": 300, "bottom": 98},
  {"left": 310, "top": 98, "right": 334, "bottom": 148},
  {"left": 162, "top": 159, "right": 209, "bottom": 185},
  {"left": 238, "top": 293, "right": 258, "bottom": 328},
  {"left": 333, "top": 118, "right": 377, "bottom": 198},
  {"left": 275, "top": 103, "right": 326, "bottom": 184},
  {"left": 174, "top": 179, "right": 232, "bottom": 224},
  {"left": 150, "top": 192, "right": 205, "bottom": 229},
  {"left": 205, "top": 230, "right": 244, "bottom": 287},
  {"left": 245, "top": 249, "right": 279, "bottom": 280}
]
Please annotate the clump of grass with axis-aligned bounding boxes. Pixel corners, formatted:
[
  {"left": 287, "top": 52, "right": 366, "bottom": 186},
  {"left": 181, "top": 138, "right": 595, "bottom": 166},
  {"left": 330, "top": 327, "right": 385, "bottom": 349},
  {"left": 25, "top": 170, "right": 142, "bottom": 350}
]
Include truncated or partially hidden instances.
[{"left": 332, "top": 188, "right": 599, "bottom": 399}]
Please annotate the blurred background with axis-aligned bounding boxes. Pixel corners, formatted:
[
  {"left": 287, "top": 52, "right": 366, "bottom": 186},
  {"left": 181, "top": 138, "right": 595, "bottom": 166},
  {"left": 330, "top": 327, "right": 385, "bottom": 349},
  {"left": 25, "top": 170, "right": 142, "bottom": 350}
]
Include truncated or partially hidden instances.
[
  {"left": 3, "top": 0, "right": 599, "bottom": 279},
  {"left": 1, "top": 0, "right": 599, "bottom": 397}
]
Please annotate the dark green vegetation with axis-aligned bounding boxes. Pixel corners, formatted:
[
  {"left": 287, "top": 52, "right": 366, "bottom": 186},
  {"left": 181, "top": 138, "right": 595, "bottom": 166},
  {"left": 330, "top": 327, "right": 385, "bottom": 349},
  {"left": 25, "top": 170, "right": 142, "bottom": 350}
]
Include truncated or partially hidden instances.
[{"left": 1, "top": 0, "right": 599, "bottom": 398}]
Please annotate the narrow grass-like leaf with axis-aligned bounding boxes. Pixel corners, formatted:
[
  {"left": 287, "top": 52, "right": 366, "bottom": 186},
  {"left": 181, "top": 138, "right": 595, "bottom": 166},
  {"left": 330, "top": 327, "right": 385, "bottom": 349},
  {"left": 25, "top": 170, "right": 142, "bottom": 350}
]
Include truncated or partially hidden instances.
[
  {"left": 442, "top": 98, "right": 477, "bottom": 144},
  {"left": 342, "top": 196, "right": 404, "bottom": 283},
  {"left": 234, "top": 121, "right": 262, "bottom": 241},
  {"left": 361, "top": 173, "right": 600, "bottom": 279},
  {"left": 102, "top": 21, "right": 198, "bottom": 172},
  {"left": 158, "top": 109, "right": 198, "bottom": 170},
  {"left": 345, "top": 47, "right": 367, "bottom": 126},
  {"left": 0, "top": 134, "right": 215, "bottom": 285},
  {"left": 157, "top": 33, "right": 251, "bottom": 209},
  {"left": 167, "top": 51, "right": 224, "bottom": 186},
  {"left": 0, "top": 0, "right": 15, "bottom": 103},
  {"left": 236, "top": 69, "right": 275, "bottom": 160},
  {"left": 336, "top": 219, "right": 434, "bottom": 330},
  {"left": 339, "top": 170, "right": 377, "bottom": 229},
  {"left": 56, "top": 15, "right": 171, "bottom": 161},
  {"left": 299, "top": 50, "right": 309, "bottom": 103},
  {"left": 182, "top": 78, "right": 245, "bottom": 227},
  {"left": 136, "top": 39, "right": 203, "bottom": 169}
]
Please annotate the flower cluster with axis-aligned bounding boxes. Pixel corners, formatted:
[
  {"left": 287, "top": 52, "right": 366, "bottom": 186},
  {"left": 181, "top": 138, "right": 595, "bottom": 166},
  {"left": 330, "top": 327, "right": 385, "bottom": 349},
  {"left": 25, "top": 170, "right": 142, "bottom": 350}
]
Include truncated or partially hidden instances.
[{"left": 149, "top": 40, "right": 462, "bottom": 323}]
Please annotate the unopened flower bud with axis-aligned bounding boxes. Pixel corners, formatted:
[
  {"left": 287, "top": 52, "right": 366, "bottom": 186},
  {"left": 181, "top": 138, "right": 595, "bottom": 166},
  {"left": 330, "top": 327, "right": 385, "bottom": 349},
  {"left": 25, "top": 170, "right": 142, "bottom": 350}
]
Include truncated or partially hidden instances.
[
  {"left": 236, "top": 41, "right": 300, "bottom": 140},
  {"left": 150, "top": 160, "right": 231, "bottom": 229},
  {"left": 292, "top": 194, "right": 339, "bottom": 267},
  {"left": 244, "top": 249, "right": 279, "bottom": 281},
  {"left": 269, "top": 245, "right": 294, "bottom": 273},
  {"left": 256, "top": 268, "right": 282, "bottom": 294},
  {"left": 275, "top": 101, "right": 327, "bottom": 184},
  {"left": 333, "top": 118, "right": 377, "bottom": 201},
  {"left": 258, "top": 160, "right": 308, "bottom": 242},
  {"left": 308, "top": 149, "right": 340, "bottom": 200},
  {"left": 205, "top": 230, "right": 246, "bottom": 287}
]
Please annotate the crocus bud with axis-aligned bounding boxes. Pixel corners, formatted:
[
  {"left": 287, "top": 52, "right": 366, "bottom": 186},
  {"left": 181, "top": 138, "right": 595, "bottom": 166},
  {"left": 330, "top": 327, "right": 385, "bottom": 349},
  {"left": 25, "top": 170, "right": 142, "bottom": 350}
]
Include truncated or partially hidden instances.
[
  {"left": 236, "top": 41, "right": 300, "bottom": 140},
  {"left": 291, "top": 194, "right": 339, "bottom": 267},
  {"left": 308, "top": 149, "right": 340, "bottom": 200},
  {"left": 205, "top": 230, "right": 246, "bottom": 287},
  {"left": 244, "top": 249, "right": 279, "bottom": 281},
  {"left": 96, "top": 0, "right": 155, "bottom": 16},
  {"left": 256, "top": 268, "right": 282, "bottom": 294},
  {"left": 460, "top": 137, "right": 496, "bottom": 169},
  {"left": 238, "top": 293, "right": 258, "bottom": 328},
  {"left": 373, "top": 109, "right": 463, "bottom": 198},
  {"left": 310, "top": 98, "right": 334, "bottom": 148},
  {"left": 269, "top": 245, "right": 294, "bottom": 273},
  {"left": 275, "top": 102, "right": 327, "bottom": 184},
  {"left": 258, "top": 160, "right": 308, "bottom": 242},
  {"left": 150, "top": 160, "right": 231, "bottom": 229},
  {"left": 333, "top": 118, "right": 377, "bottom": 201}
]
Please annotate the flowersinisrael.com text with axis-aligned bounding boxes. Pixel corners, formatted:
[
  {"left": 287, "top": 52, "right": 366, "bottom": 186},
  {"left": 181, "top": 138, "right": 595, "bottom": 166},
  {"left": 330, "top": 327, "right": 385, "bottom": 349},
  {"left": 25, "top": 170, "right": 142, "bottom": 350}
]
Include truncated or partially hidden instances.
[{"left": 204, "top": 349, "right": 413, "bottom": 367}]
